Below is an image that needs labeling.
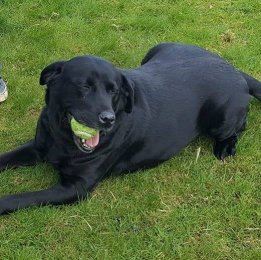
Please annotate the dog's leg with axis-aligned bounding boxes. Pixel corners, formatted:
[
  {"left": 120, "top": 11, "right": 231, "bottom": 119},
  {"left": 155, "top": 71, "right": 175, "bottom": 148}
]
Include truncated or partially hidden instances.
[
  {"left": 213, "top": 115, "right": 247, "bottom": 160},
  {"left": 213, "top": 134, "right": 238, "bottom": 160},
  {"left": 0, "top": 171, "right": 103, "bottom": 215},
  {"left": 0, "top": 140, "right": 41, "bottom": 172}
]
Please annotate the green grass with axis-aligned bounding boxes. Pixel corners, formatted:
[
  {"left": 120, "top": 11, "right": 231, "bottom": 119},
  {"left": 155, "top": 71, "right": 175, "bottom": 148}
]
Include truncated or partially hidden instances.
[{"left": 0, "top": 0, "right": 261, "bottom": 259}]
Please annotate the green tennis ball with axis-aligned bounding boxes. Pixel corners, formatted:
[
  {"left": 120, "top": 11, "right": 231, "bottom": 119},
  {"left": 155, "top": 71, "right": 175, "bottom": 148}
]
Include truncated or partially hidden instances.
[{"left": 71, "top": 117, "right": 98, "bottom": 140}]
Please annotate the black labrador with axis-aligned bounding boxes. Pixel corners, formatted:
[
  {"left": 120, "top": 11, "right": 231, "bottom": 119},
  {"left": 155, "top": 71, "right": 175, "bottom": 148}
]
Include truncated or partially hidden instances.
[{"left": 0, "top": 43, "right": 261, "bottom": 215}]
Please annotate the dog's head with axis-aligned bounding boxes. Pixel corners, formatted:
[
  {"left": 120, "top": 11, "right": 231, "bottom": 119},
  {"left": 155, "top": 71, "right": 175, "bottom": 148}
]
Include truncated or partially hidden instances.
[{"left": 39, "top": 56, "right": 134, "bottom": 153}]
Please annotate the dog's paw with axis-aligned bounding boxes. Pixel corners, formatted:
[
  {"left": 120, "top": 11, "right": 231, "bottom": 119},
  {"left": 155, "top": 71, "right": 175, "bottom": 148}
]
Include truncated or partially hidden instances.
[{"left": 214, "top": 138, "right": 237, "bottom": 160}]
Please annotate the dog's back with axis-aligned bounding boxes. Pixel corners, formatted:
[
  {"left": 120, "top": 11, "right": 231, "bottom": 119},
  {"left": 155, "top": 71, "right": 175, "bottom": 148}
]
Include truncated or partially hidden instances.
[{"left": 120, "top": 43, "right": 252, "bottom": 168}]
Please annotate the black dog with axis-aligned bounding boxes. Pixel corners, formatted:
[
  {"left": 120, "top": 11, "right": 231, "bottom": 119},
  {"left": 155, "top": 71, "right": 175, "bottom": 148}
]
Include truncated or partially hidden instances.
[{"left": 0, "top": 43, "right": 261, "bottom": 214}]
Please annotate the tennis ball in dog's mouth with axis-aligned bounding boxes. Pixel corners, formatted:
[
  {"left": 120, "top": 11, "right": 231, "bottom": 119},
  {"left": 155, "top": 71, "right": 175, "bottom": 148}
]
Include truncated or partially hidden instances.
[{"left": 70, "top": 117, "right": 98, "bottom": 140}]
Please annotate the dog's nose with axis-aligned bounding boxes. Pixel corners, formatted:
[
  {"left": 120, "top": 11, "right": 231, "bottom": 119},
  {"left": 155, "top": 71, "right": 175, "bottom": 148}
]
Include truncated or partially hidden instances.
[{"left": 99, "top": 111, "right": 115, "bottom": 125}]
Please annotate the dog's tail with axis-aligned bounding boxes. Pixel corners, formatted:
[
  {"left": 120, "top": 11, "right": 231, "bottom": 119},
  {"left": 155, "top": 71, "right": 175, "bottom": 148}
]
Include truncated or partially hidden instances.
[{"left": 240, "top": 71, "right": 261, "bottom": 101}]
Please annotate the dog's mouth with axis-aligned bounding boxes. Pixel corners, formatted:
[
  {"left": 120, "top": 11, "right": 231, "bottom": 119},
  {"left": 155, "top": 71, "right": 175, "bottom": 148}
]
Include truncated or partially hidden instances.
[
  {"left": 68, "top": 114, "right": 101, "bottom": 153},
  {"left": 73, "top": 133, "right": 100, "bottom": 153}
]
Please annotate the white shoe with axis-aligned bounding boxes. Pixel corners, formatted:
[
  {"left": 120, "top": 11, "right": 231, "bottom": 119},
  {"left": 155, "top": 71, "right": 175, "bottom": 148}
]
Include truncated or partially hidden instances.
[{"left": 0, "top": 74, "right": 8, "bottom": 103}]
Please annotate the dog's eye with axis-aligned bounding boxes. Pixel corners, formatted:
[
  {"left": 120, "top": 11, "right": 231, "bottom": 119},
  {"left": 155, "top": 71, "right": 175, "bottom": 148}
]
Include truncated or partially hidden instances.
[
  {"left": 107, "top": 84, "right": 118, "bottom": 95},
  {"left": 81, "top": 85, "right": 91, "bottom": 92},
  {"left": 110, "top": 88, "right": 118, "bottom": 94}
]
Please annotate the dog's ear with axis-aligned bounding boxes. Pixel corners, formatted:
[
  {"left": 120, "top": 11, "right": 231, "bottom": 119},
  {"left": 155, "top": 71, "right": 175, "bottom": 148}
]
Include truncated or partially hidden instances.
[
  {"left": 121, "top": 74, "right": 135, "bottom": 113},
  {"left": 39, "top": 61, "right": 65, "bottom": 86}
]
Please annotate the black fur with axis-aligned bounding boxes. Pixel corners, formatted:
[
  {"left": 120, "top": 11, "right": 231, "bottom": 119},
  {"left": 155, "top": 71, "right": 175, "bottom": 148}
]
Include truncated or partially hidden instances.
[{"left": 0, "top": 43, "right": 260, "bottom": 214}]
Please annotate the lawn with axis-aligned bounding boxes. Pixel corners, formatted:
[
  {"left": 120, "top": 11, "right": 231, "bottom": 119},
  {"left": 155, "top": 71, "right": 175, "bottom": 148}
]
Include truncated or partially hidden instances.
[{"left": 0, "top": 0, "right": 260, "bottom": 259}]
